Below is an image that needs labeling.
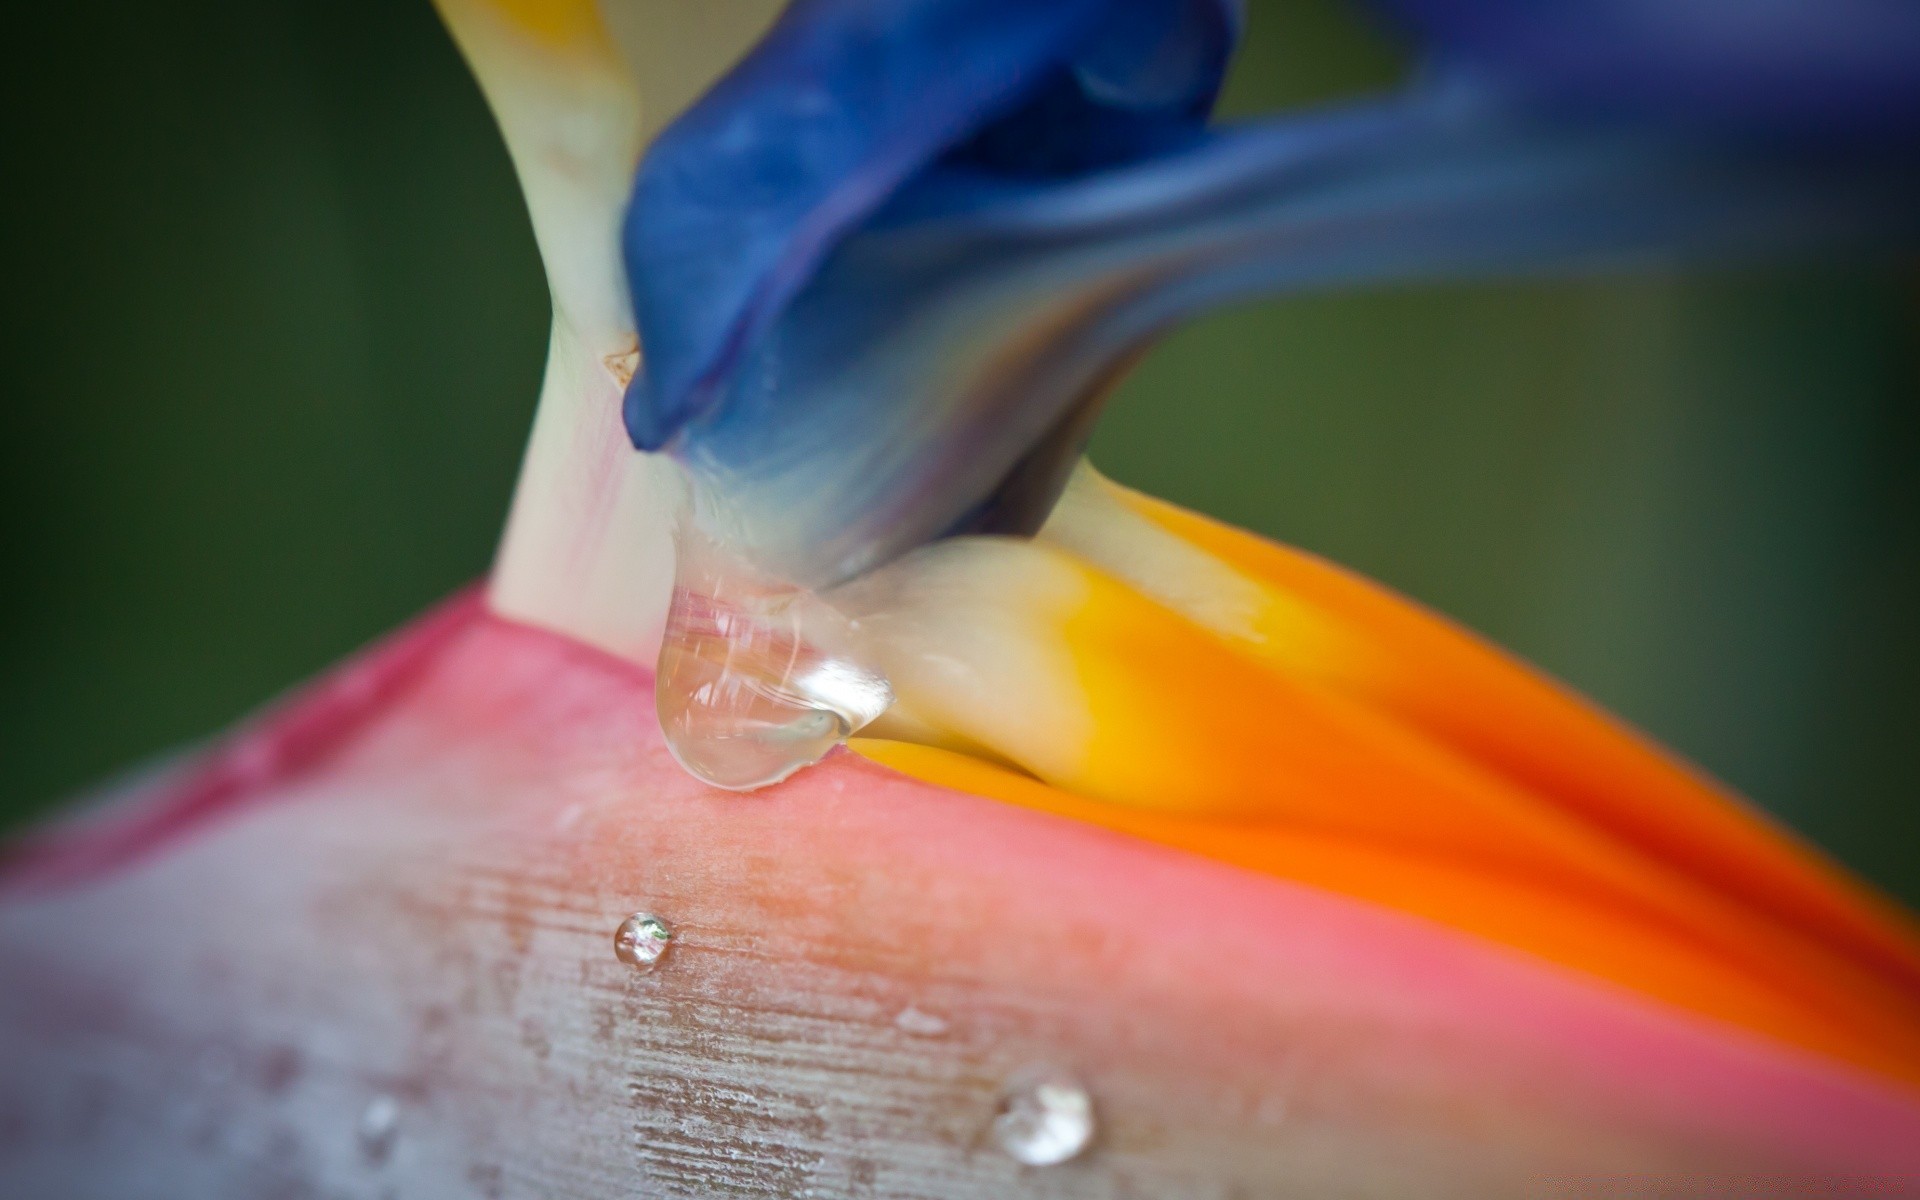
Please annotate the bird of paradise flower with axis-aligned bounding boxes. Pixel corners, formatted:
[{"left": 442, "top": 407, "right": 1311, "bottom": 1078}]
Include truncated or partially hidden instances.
[{"left": 1, "top": 0, "right": 1918, "bottom": 1196}]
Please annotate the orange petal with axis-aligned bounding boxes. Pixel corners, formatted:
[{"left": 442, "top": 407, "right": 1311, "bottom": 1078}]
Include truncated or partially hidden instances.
[
  {"left": 1100, "top": 477, "right": 1920, "bottom": 985},
  {"left": 849, "top": 470, "right": 1920, "bottom": 1086}
]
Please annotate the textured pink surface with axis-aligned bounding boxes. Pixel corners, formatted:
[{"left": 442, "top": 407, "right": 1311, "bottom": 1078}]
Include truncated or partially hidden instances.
[
  {"left": 1, "top": 598, "right": 1915, "bottom": 1195},
  {"left": 0, "top": 588, "right": 487, "bottom": 894}
]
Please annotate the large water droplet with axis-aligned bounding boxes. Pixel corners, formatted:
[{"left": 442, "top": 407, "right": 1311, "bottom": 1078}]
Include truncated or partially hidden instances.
[
  {"left": 614, "top": 912, "right": 674, "bottom": 971},
  {"left": 656, "top": 520, "right": 892, "bottom": 790},
  {"left": 357, "top": 1094, "right": 400, "bottom": 1164},
  {"left": 992, "top": 1066, "right": 1096, "bottom": 1166}
]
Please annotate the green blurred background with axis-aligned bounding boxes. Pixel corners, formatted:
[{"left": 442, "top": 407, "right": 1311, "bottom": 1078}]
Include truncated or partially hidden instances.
[{"left": 3, "top": 1, "right": 1915, "bottom": 904}]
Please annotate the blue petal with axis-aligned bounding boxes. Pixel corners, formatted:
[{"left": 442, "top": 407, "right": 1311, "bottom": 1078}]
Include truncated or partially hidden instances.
[
  {"left": 622, "top": 0, "right": 1241, "bottom": 450},
  {"left": 669, "top": 93, "right": 1920, "bottom": 588},
  {"left": 624, "top": 0, "right": 1920, "bottom": 588},
  {"left": 1369, "top": 0, "right": 1920, "bottom": 137}
]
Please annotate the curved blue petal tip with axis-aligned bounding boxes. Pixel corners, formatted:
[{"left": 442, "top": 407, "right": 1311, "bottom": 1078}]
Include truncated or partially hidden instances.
[{"left": 622, "top": 0, "right": 1241, "bottom": 452}]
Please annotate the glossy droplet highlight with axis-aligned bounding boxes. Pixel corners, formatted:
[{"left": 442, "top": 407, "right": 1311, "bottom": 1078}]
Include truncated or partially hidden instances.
[
  {"left": 892, "top": 1005, "right": 950, "bottom": 1037},
  {"left": 992, "top": 1066, "right": 1096, "bottom": 1166},
  {"left": 614, "top": 912, "right": 674, "bottom": 971},
  {"left": 357, "top": 1094, "right": 400, "bottom": 1164},
  {"left": 656, "top": 519, "right": 892, "bottom": 790}
]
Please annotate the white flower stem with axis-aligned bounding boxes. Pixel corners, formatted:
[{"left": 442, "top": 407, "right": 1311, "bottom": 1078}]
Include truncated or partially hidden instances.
[{"left": 433, "top": 0, "right": 779, "bottom": 663}]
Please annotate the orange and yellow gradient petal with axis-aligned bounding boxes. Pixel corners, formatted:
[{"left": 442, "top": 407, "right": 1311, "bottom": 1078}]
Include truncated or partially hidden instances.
[{"left": 850, "top": 464, "right": 1920, "bottom": 1089}]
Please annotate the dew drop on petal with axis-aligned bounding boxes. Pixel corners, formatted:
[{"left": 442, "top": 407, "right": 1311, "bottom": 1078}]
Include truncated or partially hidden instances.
[
  {"left": 892, "top": 1005, "right": 950, "bottom": 1037},
  {"left": 613, "top": 912, "right": 674, "bottom": 971},
  {"left": 656, "top": 519, "right": 891, "bottom": 791},
  {"left": 357, "top": 1094, "right": 400, "bottom": 1164},
  {"left": 992, "top": 1066, "right": 1096, "bottom": 1166}
]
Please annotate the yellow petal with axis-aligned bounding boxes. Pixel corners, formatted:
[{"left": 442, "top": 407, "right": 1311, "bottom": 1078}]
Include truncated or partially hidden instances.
[{"left": 846, "top": 466, "right": 1920, "bottom": 1086}]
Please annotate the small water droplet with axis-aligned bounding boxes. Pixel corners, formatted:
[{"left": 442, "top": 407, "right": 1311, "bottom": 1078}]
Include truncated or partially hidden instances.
[
  {"left": 892, "top": 1005, "right": 949, "bottom": 1037},
  {"left": 992, "top": 1066, "right": 1095, "bottom": 1166},
  {"left": 656, "top": 519, "right": 891, "bottom": 791},
  {"left": 357, "top": 1094, "right": 400, "bottom": 1164},
  {"left": 614, "top": 912, "right": 674, "bottom": 971}
]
